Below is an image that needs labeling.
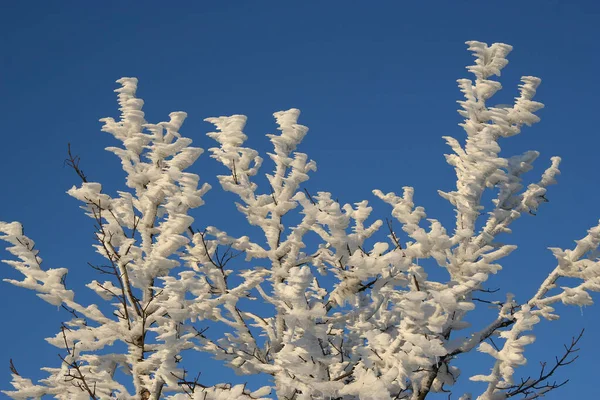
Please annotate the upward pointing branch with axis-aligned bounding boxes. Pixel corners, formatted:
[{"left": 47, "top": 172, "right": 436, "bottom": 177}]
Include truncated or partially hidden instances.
[{"left": 65, "top": 143, "right": 88, "bottom": 183}]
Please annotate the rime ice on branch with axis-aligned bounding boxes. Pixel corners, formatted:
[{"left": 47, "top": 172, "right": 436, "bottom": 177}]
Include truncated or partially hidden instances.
[{"left": 2, "top": 41, "right": 599, "bottom": 400}]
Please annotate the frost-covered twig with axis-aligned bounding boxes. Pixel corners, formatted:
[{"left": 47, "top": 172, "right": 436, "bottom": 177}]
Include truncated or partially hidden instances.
[{"left": 1, "top": 42, "right": 597, "bottom": 400}]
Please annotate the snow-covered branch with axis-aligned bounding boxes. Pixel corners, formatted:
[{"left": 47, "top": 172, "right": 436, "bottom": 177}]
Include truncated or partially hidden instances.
[{"left": 1, "top": 41, "right": 597, "bottom": 400}]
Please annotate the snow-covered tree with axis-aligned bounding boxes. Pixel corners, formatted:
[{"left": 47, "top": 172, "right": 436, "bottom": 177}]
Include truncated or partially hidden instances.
[{"left": 1, "top": 41, "right": 598, "bottom": 400}]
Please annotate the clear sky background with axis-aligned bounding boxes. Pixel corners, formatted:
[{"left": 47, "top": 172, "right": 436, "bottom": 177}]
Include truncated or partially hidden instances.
[{"left": 1, "top": 1, "right": 599, "bottom": 399}]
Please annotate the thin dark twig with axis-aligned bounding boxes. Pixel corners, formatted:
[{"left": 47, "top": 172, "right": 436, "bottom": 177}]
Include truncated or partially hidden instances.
[
  {"left": 386, "top": 218, "right": 403, "bottom": 251},
  {"left": 9, "top": 359, "right": 19, "bottom": 376},
  {"left": 65, "top": 143, "right": 88, "bottom": 183},
  {"left": 304, "top": 188, "right": 317, "bottom": 206},
  {"left": 502, "top": 329, "right": 584, "bottom": 399}
]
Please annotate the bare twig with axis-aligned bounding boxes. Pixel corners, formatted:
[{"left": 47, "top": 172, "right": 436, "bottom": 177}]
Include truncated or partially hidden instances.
[
  {"left": 501, "top": 329, "right": 584, "bottom": 399},
  {"left": 9, "top": 359, "right": 19, "bottom": 376},
  {"left": 65, "top": 143, "right": 88, "bottom": 183}
]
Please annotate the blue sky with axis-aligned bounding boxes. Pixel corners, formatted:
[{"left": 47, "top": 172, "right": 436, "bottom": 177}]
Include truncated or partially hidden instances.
[{"left": 1, "top": 1, "right": 599, "bottom": 399}]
